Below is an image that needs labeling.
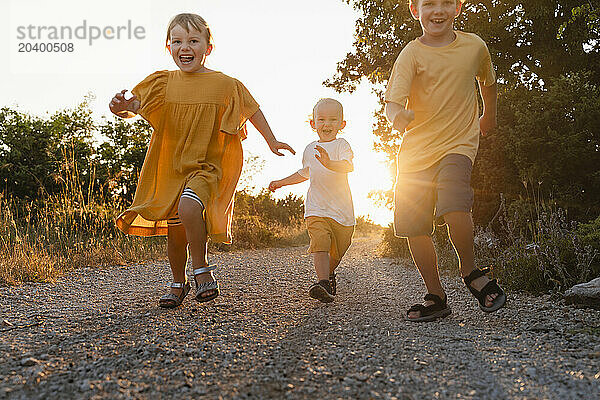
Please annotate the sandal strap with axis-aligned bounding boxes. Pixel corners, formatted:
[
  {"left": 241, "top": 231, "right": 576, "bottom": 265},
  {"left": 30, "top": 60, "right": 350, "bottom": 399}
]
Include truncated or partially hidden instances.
[
  {"left": 193, "top": 265, "right": 216, "bottom": 275},
  {"left": 480, "top": 279, "right": 504, "bottom": 298},
  {"left": 169, "top": 282, "right": 187, "bottom": 289},
  {"left": 407, "top": 293, "right": 448, "bottom": 316},
  {"left": 196, "top": 280, "right": 218, "bottom": 292},
  {"left": 408, "top": 304, "right": 427, "bottom": 313},
  {"left": 463, "top": 267, "right": 491, "bottom": 286},
  {"left": 424, "top": 293, "right": 446, "bottom": 306},
  {"left": 160, "top": 293, "right": 181, "bottom": 302}
]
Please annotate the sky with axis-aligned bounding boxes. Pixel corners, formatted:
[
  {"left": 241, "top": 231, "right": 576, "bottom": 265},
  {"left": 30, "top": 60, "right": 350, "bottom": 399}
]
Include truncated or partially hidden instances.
[{"left": 1, "top": 0, "right": 396, "bottom": 225}]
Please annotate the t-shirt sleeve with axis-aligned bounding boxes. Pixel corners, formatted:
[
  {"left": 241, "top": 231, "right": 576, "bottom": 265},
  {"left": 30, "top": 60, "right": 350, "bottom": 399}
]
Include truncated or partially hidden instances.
[
  {"left": 338, "top": 139, "right": 354, "bottom": 168},
  {"left": 384, "top": 44, "right": 416, "bottom": 107},
  {"left": 131, "top": 70, "right": 168, "bottom": 122},
  {"left": 221, "top": 79, "right": 260, "bottom": 135},
  {"left": 297, "top": 145, "right": 311, "bottom": 178},
  {"left": 476, "top": 42, "right": 496, "bottom": 87}
]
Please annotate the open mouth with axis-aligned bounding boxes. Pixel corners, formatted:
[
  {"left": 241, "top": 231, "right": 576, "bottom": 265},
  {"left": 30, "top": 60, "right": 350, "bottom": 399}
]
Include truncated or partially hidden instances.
[
  {"left": 432, "top": 18, "right": 446, "bottom": 24},
  {"left": 179, "top": 55, "right": 195, "bottom": 64}
]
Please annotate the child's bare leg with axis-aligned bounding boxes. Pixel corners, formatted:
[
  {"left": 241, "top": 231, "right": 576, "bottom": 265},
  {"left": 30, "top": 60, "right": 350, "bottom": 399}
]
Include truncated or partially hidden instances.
[
  {"left": 167, "top": 224, "right": 188, "bottom": 296},
  {"left": 444, "top": 211, "right": 497, "bottom": 307},
  {"left": 329, "top": 256, "right": 340, "bottom": 275},
  {"left": 178, "top": 198, "right": 215, "bottom": 298},
  {"left": 313, "top": 251, "right": 330, "bottom": 281},
  {"left": 407, "top": 235, "right": 444, "bottom": 319}
]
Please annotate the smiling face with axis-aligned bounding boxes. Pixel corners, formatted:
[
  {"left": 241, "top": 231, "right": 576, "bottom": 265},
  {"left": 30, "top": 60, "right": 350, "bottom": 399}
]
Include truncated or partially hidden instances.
[
  {"left": 410, "top": 0, "right": 462, "bottom": 46},
  {"left": 310, "top": 100, "right": 346, "bottom": 142},
  {"left": 168, "top": 23, "right": 212, "bottom": 73}
]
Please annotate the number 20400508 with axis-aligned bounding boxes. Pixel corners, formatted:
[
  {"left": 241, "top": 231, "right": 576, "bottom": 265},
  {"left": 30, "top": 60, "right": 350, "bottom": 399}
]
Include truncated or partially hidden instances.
[{"left": 18, "top": 42, "right": 74, "bottom": 52}]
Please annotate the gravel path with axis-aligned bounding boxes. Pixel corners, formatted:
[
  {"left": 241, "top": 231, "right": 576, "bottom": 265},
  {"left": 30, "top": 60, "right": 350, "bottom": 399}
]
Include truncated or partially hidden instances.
[{"left": 1, "top": 237, "right": 599, "bottom": 399}]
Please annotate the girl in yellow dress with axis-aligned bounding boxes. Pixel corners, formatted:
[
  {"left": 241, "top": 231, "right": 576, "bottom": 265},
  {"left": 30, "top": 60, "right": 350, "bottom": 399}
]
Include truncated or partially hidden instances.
[{"left": 109, "top": 13, "right": 295, "bottom": 308}]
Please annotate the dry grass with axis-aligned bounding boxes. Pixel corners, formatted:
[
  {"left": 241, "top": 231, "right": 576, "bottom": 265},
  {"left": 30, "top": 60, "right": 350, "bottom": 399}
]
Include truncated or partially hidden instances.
[{"left": 0, "top": 192, "right": 166, "bottom": 286}]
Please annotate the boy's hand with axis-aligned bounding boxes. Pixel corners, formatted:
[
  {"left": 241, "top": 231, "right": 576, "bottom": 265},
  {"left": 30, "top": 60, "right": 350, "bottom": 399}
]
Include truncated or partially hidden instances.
[
  {"left": 269, "top": 141, "right": 296, "bottom": 156},
  {"left": 392, "top": 109, "right": 415, "bottom": 132},
  {"left": 479, "top": 113, "right": 497, "bottom": 136},
  {"left": 109, "top": 90, "right": 139, "bottom": 117},
  {"left": 314, "top": 145, "right": 331, "bottom": 168},
  {"left": 268, "top": 180, "right": 282, "bottom": 192}
]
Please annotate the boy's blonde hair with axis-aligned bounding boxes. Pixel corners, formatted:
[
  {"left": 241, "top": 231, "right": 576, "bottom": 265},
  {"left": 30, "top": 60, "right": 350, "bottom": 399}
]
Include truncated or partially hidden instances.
[
  {"left": 165, "top": 13, "right": 213, "bottom": 49},
  {"left": 409, "top": 0, "right": 465, "bottom": 6},
  {"left": 311, "top": 98, "right": 344, "bottom": 121}
]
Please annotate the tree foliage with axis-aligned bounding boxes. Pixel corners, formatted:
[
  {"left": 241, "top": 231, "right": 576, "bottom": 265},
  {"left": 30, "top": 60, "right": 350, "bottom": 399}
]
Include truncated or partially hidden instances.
[
  {"left": 0, "top": 102, "right": 151, "bottom": 203},
  {"left": 328, "top": 0, "right": 600, "bottom": 91},
  {"left": 328, "top": 0, "right": 600, "bottom": 223}
]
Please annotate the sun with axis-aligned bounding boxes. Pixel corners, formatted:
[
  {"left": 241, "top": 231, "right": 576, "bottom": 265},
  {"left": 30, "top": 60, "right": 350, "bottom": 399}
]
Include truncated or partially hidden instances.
[{"left": 348, "top": 149, "right": 394, "bottom": 227}]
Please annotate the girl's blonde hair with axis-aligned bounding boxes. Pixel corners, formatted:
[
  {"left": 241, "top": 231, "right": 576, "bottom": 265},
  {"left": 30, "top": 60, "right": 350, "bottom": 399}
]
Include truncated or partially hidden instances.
[{"left": 165, "top": 13, "right": 213, "bottom": 49}]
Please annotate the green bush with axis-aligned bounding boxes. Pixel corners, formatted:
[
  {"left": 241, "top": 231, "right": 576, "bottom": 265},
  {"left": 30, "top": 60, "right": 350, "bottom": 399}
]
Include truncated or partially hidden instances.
[
  {"left": 476, "top": 206, "right": 599, "bottom": 294},
  {"left": 577, "top": 215, "right": 600, "bottom": 256},
  {"left": 378, "top": 196, "right": 599, "bottom": 294},
  {"left": 354, "top": 216, "right": 384, "bottom": 237}
]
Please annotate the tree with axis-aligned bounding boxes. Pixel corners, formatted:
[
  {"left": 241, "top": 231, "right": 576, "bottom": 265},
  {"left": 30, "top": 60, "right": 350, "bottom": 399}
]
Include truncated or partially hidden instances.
[
  {"left": 328, "top": 0, "right": 600, "bottom": 92},
  {"left": 97, "top": 118, "right": 152, "bottom": 203},
  {"left": 0, "top": 108, "right": 57, "bottom": 198},
  {"left": 327, "top": 0, "right": 600, "bottom": 223}
]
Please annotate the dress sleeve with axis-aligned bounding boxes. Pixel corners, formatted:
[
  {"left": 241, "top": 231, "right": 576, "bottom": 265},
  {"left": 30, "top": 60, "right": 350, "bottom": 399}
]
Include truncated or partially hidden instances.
[
  {"left": 338, "top": 139, "right": 354, "bottom": 168},
  {"left": 476, "top": 42, "right": 496, "bottom": 87},
  {"left": 221, "top": 79, "right": 260, "bottom": 135},
  {"left": 131, "top": 70, "right": 168, "bottom": 122},
  {"left": 384, "top": 44, "right": 416, "bottom": 107}
]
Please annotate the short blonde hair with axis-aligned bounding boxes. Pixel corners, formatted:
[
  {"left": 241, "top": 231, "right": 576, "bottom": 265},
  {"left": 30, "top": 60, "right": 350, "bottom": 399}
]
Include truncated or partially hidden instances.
[
  {"left": 311, "top": 98, "right": 344, "bottom": 121},
  {"left": 165, "top": 13, "right": 213, "bottom": 49},
  {"left": 409, "top": 0, "right": 465, "bottom": 6}
]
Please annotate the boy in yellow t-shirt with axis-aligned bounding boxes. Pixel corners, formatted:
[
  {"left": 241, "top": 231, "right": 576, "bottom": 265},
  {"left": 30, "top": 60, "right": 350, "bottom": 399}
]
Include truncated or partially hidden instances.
[{"left": 385, "top": 0, "right": 506, "bottom": 322}]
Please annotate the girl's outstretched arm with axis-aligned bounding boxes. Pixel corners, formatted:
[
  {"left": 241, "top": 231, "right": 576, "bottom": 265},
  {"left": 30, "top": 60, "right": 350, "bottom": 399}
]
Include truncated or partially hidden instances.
[
  {"left": 268, "top": 173, "right": 307, "bottom": 192},
  {"left": 249, "top": 109, "right": 295, "bottom": 156},
  {"left": 109, "top": 90, "right": 140, "bottom": 118}
]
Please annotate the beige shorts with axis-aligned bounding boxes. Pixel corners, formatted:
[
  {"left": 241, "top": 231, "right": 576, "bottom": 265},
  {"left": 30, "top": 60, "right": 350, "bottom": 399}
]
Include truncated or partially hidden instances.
[
  {"left": 306, "top": 216, "right": 355, "bottom": 261},
  {"left": 394, "top": 154, "right": 473, "bottom": 237}
]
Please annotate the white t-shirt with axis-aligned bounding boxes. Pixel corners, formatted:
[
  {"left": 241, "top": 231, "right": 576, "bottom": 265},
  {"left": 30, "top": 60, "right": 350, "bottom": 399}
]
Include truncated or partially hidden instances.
[{"left": 297, "top": 138, "right": 355, "bottom": 226}]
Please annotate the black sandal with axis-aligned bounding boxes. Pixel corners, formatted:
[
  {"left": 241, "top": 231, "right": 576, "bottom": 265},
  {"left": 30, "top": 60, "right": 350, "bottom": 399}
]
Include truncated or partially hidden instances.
[
  {"left": 309, "top": 280, "right": 334, "bottom": 303},
  {"left": 463, "top": 267, "right": 507, "bottom": 312},
  {"left": 406, "top": 293, "right": 451, "bottom": 322}
]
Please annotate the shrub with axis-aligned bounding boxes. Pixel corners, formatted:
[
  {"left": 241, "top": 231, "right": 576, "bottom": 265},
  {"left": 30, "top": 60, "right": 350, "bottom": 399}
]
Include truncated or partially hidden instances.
[
  {"left": 377, "top": 194, "right": 599, "bottom": 294},
  {"left": 476, "top": 204, "right": 599, "bottom": 294},
  {"left": 354, "top": 216, "right": 384, "bottom": 237}
]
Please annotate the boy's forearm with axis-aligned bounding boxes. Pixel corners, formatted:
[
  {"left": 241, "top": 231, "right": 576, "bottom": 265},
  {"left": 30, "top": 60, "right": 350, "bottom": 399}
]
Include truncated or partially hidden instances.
[
  {"left": 277, "top": 172, "right": 308, "bottom": 187},
  {"left": 249, "top": 109, "right": 277, "bottom": 145},
  {"left": 324, "top": 160, "right": 353, "bottom": 173},
  {"left": 480, "top": 83, "right": 497, "bottom": 119}
]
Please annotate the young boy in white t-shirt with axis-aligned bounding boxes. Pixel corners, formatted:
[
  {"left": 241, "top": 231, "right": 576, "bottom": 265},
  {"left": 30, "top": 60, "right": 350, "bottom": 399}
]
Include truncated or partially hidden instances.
[{"left": 269, "top": 98, "right": 355, "bottom": 303}]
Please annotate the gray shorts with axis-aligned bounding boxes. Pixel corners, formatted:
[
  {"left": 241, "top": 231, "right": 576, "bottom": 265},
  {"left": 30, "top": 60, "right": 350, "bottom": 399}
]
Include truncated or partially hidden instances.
[{"left": 394, "top": 154, "right": 473, "bottom": 237}]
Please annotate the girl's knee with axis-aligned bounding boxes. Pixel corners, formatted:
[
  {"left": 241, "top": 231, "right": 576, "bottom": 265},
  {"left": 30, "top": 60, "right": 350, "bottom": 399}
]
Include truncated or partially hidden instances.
[{"left": 178, "top": 197, "right": 204, "bottom": 221}]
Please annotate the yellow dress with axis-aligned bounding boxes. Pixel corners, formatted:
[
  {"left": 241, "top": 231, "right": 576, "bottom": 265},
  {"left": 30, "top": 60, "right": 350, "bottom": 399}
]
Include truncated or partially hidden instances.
[{"left": 115, "top": 70, "right": 259, "bottom": 244}]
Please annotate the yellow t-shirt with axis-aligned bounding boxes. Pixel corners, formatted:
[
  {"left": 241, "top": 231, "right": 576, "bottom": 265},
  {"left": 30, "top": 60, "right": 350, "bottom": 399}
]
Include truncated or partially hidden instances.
[
  {"left": 385, "top": 31, "right": 496, "bottom": 173},
  {"left": 115, "top": 70, "right": 259, "bottom": 243}
]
